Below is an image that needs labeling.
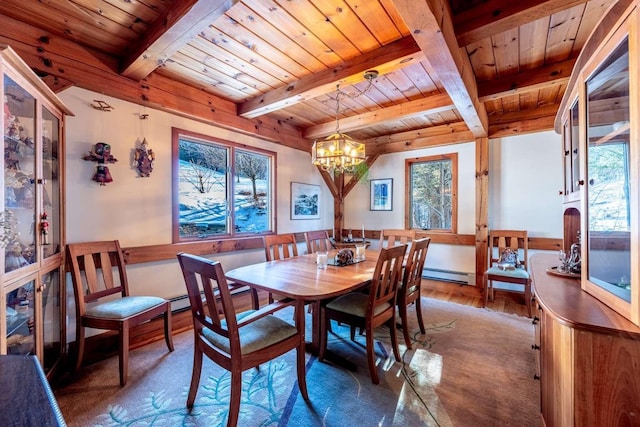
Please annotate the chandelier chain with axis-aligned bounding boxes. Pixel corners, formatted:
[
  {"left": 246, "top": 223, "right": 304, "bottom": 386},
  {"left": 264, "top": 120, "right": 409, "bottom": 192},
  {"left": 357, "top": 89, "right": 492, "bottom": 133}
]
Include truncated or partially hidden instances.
[
  {"left": 312, "top": 70, "right": 378, "bottom": 174},
  {"left": 332, "top": 71, "right": 377, "bottom": 134}
]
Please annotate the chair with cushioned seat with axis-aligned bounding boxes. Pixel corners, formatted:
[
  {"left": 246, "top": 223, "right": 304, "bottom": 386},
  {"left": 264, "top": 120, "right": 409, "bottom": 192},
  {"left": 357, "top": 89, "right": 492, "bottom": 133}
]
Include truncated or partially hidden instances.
[
  {"left": 319, "top": 244, "right": 407, "bottom": 384},
  {"left": 484, "top": 230, "right": 532, "bottom": 317},
  {"left": 66, "top": 240, "right": 174, "bottom": 386},
  {"left": 177, "top": 252, "right": 308, "bottom": 426}
]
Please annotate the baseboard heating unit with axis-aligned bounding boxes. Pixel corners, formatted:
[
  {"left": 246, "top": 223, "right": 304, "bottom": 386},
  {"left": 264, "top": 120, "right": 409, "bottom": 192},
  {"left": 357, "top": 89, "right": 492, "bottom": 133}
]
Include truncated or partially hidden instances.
[{"left": 422, "top": 268, "right": 474, "bottom": 285}]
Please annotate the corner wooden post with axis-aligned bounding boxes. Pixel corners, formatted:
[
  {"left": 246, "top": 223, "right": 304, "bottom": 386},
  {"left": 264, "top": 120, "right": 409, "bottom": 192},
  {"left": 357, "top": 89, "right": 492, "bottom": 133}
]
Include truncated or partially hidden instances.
[{"left": 475, "top": 137, "right": 489, "bottom": 290}]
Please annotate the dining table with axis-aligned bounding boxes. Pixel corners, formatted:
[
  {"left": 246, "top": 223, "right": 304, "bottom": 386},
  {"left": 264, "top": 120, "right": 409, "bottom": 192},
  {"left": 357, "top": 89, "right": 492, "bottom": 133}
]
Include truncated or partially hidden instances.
[{"left": 225, "top": 248, "right": 381, "bottom": 367}]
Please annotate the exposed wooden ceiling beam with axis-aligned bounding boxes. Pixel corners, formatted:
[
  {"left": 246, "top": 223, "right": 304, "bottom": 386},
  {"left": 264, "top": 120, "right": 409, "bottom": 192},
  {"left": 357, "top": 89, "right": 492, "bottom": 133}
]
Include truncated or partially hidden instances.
[
  {"left": 392, "top": 0, "right": 488, "bottom": 138},
  {"left": 0, "top": 13, "right": 307, "bottom": 149},
  {"left": 120, "top": 0, "right": 239, "bottom": 80},
  {"left": 366, "top": 122, "right": 474, "bottom": 155},
  {"left": 454, "top": 0, "right": 589, "bottom": 46},
  {"left": 369, "top": 128, "right": 474, "bottom": 155},
  {"left": 478, "top": 58, "right": 576, "bottom": 102},
  {"left": 488, "top": 103, "right": 561, "bottom": 125},
  {"left": 489, "top": 116, "right": 556, "bottom": 138},
  {"left": 237, "top": 36, "right": 423, "bottom": 118},
  {"left": 303, "top": 93, "right": 454, "bottom": 139},
  {"left": 366, "top": 121, "right": 470, "bottom": 145}
]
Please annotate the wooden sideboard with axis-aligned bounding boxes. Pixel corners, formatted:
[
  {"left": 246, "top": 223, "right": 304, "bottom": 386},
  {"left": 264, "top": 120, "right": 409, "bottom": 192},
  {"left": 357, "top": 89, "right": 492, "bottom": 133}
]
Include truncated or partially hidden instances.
[{"left": 531, "top": 253, "right": 640, "bottom": 427}]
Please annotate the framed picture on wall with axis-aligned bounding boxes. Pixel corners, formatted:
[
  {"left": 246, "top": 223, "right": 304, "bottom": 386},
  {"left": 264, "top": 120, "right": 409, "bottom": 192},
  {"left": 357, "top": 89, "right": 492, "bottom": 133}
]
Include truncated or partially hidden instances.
[
  {"left": 370, "top": 178, "right": 393, "bottom": 211},
  {"left": 291, "top": 182, "right": 320, "bottom": 219}
]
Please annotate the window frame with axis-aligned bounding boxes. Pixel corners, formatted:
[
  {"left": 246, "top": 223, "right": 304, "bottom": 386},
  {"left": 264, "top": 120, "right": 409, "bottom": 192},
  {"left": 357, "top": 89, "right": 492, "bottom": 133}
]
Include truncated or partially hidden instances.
[
  {"left": 172, "top": 127, "right": 277, "bottom": 242},
  {"left": 405, "top": 153, "right": 458, "bottom": 233}
]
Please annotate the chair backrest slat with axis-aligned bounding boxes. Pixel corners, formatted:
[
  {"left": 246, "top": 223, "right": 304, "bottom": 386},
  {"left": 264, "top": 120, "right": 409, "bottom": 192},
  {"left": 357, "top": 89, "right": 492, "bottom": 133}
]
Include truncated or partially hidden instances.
[
  {"left": 264, "top": 234, "right": 298, "bottom": 261},
  {"left": 99, "top": 251, "right": 116, "bottom": 290}
]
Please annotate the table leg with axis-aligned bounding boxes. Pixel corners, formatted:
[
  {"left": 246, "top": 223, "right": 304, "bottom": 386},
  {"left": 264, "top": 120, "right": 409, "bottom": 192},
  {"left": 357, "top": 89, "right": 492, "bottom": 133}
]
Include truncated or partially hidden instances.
[{"left": 305, "top": 300, "right": 358, "bottom": 372}]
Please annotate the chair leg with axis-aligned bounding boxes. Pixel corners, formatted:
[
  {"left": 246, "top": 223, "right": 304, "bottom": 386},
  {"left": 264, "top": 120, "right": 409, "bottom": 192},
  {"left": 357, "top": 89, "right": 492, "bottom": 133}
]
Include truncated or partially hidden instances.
[
  {"left": 398, "top": 302, "right": 412, "bottom": 350},
  {"left": 228, "top": 370, "right": 242, "bottom": 427},
  {"left": 318, "top": 308, "right": 328, "bottom": 362},
  {"left": 415, "top": 295, "right": 426, "bottom": 335},
  {"left": 296, "top": 344, "right": 309, "bottom": 401},
  {"left": 389, "top": 318, "right": 401, "bottom": 362},
  {"left": 525, "top": 281, "right": 532, "bottom": 318},
  {"left": 365, "top": 326, "right": 379, "bottom": 385},
  {"left": 75, "top": 324, "right": 85, "bottom": 372},
  {"left": 250, "top": 288, "right": 260, "bottom": 310},
  {"left": 119, "top": 325, "right": 129, "bottom": 387},
  {"left": 186, "top": 343, "right": 203, "bottom": 409},
  {"left": 164, "top": 308, "right": 174, "bottom": 352}
]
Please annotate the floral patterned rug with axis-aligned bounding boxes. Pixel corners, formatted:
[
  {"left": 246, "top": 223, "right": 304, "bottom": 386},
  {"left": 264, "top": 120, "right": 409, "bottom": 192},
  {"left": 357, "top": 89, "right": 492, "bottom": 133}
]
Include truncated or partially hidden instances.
[{"left": 54, "top": 298, "right": 539, "bottom": 426}]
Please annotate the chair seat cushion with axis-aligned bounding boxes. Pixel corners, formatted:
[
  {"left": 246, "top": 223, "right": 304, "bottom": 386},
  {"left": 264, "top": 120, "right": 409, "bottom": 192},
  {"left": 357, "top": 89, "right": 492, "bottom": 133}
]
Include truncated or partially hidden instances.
[
  {"left": 486, "top": 266, "right": 530, "bottom": 280},
  {"left": 84, "top": 296, "right": 167, "bottom": 319},
  {"left": 326, "top": 292, "right": 390, "bottom": 317},
  {"left": 202, "top": 313, "right": 297, "bottom": 355}
]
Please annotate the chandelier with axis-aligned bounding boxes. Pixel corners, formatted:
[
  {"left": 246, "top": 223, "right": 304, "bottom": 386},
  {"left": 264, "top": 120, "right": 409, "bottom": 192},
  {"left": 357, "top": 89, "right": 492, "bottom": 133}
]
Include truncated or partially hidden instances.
[{"left": 312, "top": 70, "right": 378, "bottom": 174}]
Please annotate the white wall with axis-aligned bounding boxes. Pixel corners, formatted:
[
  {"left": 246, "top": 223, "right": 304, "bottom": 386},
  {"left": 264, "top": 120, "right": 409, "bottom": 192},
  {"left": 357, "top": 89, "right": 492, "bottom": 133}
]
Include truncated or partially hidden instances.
[
  {"left": 60, "top": 87, "right": 331, "bottom": 301},
  {"left": 344, "top": 132, "right": 563, "bottom": 276},
  {"left": 489, "top": 131, "right": 563, "bottom": 236},
  {"left": 60, "top": 86, "right": 563, "bottom": 294},
  {"left": 344, "top": 142, "right": 478, "bottom": 274}
]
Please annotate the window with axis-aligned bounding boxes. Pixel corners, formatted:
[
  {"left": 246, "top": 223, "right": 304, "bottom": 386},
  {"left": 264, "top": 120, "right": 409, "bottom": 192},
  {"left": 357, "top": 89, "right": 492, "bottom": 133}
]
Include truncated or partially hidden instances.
[
  {"left": 172, "top": 128, "right": 275, "bottom": 242},
  {"left": 405, "top": 153, "right": 457, "bottom": 232}
]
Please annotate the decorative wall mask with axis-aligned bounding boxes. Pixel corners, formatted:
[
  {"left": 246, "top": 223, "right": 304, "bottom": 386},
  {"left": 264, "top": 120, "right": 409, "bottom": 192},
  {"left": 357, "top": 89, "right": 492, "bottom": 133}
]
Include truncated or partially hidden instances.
[
  {"left": 82, "top": 142, "right": 118, "bottom": 185},
  {"left": 133, "top": 138, "right": 154, "bottom": 177}
]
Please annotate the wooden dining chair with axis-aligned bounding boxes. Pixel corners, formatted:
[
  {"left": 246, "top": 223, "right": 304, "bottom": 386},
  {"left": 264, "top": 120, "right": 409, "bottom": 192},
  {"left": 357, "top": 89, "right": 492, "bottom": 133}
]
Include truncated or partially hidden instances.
[
  {"left": 176, "top": 253, "right": 308, "bottom": 426},
  {"left": 66, "top": 240, "right": 174, "bottom": 386},
  {"left": 263, "top": 234, "right": 299, "bottom": 303},
  {"left": 304, "top": 230, "right": 332, "bottom": 254},
  {"left": 484, "top": 230, "right": 532, "bottom": 317},
  {"left": 397, "top": 237, "right": 431, "bottom": 349},
  {"left": 319, "top": 244, "right": 407, "bottom": 384},
  {"left": 379, "top": 229, "right": 416, "bottom": 248}
]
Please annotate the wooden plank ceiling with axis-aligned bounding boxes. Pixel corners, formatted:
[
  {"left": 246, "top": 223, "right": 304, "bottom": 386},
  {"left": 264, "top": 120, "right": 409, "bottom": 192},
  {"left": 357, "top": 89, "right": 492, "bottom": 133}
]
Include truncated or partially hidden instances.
[{"left": 0, "top": 0, "right": 616, "bottom": 156}]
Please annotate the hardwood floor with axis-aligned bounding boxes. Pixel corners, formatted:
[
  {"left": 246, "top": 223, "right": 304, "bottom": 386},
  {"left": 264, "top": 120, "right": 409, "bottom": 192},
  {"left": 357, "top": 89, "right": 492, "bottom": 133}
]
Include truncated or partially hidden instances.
[{"left": 421, "top": 279, "right": 531, "bottom": 317}]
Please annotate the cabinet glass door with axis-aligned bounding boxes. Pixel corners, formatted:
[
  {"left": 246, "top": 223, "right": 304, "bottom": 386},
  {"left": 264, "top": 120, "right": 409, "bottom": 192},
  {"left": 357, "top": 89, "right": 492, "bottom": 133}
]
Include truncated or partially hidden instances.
[
  {"left": 585, "top": 37, "right": 631, "bottom": 302},
  {"left": 5, "top": 279, "right": 36, "bottom": 356},
  {"left": 41, "top": 107, "right": 61, "bottom": 258},
  {"left": 4, "top": 74, "right": 37, "bottom": 273},
  {"left": 570, "top": 101, "right": 580, "bottom": 193},
  {"left": 41, "top": 268, "right": 61, "bottom": 372}
]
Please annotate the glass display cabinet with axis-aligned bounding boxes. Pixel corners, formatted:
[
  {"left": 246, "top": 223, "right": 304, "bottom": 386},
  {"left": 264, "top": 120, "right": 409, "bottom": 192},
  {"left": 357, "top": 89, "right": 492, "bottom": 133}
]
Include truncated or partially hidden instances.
[
  {"left": 555, "top": 1, "right": 639, "bottom": 326},
  {"left": 0, "top": 45, "right": 72, "bottom": 376}
]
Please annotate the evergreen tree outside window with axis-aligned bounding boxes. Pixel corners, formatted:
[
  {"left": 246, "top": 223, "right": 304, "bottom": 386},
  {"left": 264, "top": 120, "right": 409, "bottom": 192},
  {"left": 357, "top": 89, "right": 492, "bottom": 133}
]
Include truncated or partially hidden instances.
[
  {"left": 406, "top": 153, "right": 457, "bottom": 233},
  {"left": 172, "top": 128, "right": 275, "bottom": 242}
]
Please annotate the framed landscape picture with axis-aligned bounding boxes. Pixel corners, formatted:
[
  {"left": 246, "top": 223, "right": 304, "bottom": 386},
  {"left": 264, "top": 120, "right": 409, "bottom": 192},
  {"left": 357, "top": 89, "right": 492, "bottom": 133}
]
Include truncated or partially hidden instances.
[
  {"left": 370, "top": 178, "right": 393, "bottom": 211},
  {"left": 291, "top": 182, "right": 320, "bottom": 219}
]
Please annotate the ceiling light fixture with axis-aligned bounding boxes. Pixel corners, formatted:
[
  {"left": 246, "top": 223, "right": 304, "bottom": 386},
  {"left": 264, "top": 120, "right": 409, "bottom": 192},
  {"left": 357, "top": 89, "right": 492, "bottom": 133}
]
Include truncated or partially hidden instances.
[{"left": 312, "top": 70, "right": 379, "bottom": 174}]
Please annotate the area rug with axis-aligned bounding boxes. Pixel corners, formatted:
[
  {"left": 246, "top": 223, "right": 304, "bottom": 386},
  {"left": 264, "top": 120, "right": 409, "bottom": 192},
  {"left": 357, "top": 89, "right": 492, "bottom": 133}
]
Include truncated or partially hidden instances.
[{"left": 53, "top": 298, "right": 539, "bottom": 426}]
